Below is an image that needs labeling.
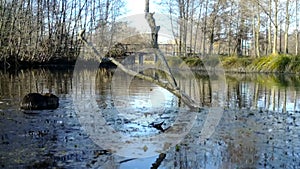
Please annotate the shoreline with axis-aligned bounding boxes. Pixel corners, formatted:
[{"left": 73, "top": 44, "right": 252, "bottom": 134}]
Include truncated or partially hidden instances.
[{"left": 1, "top": 55, "right": 300, "bottom": 75}]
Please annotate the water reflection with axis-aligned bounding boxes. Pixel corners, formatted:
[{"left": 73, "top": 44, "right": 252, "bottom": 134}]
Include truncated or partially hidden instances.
[
  {"left": 0, "top": 68, "right": 300, "bottom": 168},
  {"left": 73, "top": 68, "right": 198, "bottom": 158},
  {"left": 225, "top": 74, "right": 300, "bottom": 112}
]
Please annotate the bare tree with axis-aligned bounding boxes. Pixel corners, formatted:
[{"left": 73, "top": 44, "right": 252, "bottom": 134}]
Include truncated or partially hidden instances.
[
  {"left": 252, "top": 2, "right": 261, "bottom": 57},
  {"left": 193, "top": 1, "right": 203, "bottom": 55},
  {"left": 145, "top": 0, "right": 159, "bottom": 49},
  {"left": 272, "top": 0, "right": 279, "bottom": 54},
  {"left": 296, "top": 0, "right": 299, "bottom": 55},
  {"left": 284, "top": 0, "right": 290, "bottom": 54},
  {"left": 145, "top": 0, "right": 178, "bottom": 88},
  {"left": 78, "top": 30, "right": 200, "bottom": 109},
  {"left": 202, "top": 0, "right": 209, "bottom": 56},
  {"left": 0, "top": 0, "right": 125, "bottom": 67},
  {"left": 268, "top": 0, "right": 273, "bottom": 54}
]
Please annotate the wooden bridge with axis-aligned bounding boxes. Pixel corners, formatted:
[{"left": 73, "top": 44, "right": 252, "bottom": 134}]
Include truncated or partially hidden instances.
[
  {"left": 123, "top": 44, "right": 177, "bottom": 55},
  {"left": 120, "top": 43, "right": 178, "bottom": 65}
]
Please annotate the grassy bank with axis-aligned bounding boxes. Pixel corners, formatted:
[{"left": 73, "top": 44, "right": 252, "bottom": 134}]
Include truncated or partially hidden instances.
[
  {"left": 246, "top": 55, "right": 300, "bottom": 73},
  {"left": 162, "top": 54, "right": 300, "bottom": 74},
  {"left": 222, "top": 54, "right": 300, "bottom": 73}
]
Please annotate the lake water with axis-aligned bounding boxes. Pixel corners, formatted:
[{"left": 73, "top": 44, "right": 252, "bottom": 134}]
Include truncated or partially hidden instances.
[{"left": 0, "top": 68, "right": 300, "bottom": 168}]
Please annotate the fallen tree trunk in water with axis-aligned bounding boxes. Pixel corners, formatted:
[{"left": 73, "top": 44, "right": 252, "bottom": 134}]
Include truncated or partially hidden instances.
[{"left": 78, "top": 31, "right": 200, "bottom": 110}]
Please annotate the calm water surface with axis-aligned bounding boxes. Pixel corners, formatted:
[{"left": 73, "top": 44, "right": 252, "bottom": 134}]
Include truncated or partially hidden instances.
[{"left": 0, "top": 68, "right": 300, "bottom": 168}]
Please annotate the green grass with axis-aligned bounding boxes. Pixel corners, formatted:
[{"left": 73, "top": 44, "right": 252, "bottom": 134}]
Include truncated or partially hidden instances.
[
  {"left": 286, "top": 55, "right": 300, "bottom": 73},
  {"left": 221, "top": 56, "right": 252, "bottom": 69},
  {"left": 222, "top": 54, "right": 300, "bottom": 74},
  {"left": 156, "top": 56, "right": 182, "bottom": 67},
  {"left": 156, "top": 54, "right": 300, "bottom": 74},
  {"left": 157, "top": 56, "right": 205, "bottom": 68},
  {"left": 202, "top": 56, "right": 220, "bottom": 68},
  {"left": 181, "top": 57, "right": 204, "bottom": 68},
  {"left": 248, "top": 54, "right": 292, "bottom": 73}
]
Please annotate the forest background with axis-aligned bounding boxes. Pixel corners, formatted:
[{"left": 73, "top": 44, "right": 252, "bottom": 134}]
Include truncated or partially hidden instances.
[{"left": 1, "top": 0, "right": 300, "bottom": 72}]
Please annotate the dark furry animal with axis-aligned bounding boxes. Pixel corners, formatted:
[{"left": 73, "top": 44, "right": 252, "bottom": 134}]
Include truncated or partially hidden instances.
[{"left": 20, "top": 93, "right": 59, "bottom": 110}]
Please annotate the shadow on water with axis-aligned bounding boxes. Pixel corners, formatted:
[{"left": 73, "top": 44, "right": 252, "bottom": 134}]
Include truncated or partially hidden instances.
[{"left": 0, "top": 68, "right": 300, "bottom": 168}]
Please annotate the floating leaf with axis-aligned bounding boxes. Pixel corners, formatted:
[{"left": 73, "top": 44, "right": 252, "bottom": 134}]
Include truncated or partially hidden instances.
[
  {"left": 175, "top": 144, "right": 180, "bottom": 152},
  {"left": 143, "top": 145, "right": 148, "bottom": 152}
]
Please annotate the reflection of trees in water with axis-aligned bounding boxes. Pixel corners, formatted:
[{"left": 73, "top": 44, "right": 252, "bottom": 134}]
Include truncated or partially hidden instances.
[
  {"left": 0, "top": 69, "right": 72, "bottom": 101},
  {"left": 1, "top": 68, "right": 300, "bottom": 168},
  {"left": 95, "top": 68, "right": 114, "bottom": 92},
  {"left": 94, "top": 68, "right": 213, "bottom": 108},
  {"left": 95, "top": 68, "right": 114, "bottom": 109},
  {"left": 97, "top": 69, "right": 300, "bottom": 111},
  {"left": 141, "top": 69, "right": 213, "bottom": 107},
  {"left": 225, "top": 74, "right": 300, "bottom": 112},
  {"left": 1, "top": 68, "right": 299, "bottom": 112}
]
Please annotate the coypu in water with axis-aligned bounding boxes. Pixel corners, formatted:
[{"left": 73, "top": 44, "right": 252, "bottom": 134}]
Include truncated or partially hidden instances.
[{"left": 20, "top": 93, "right": 59, "bottom": 110}]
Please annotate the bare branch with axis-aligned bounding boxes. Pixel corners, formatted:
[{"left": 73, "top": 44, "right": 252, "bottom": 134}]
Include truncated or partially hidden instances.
[
  {"left": 254, "top": 0, "right": 275, "bottom": 26},
  {"left": 78, "top": 30, "right": 200, "bottom": 110}
]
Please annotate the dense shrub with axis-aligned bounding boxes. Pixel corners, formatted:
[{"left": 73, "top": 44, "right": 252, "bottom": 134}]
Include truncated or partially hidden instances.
[
  {"left": 286, "top": 55, "right": 300, "bottom": 73},
  {"left": 248, "top": 54, "right": 292, "bottom": 73},
  {"left": 221, "top": 56, "right": 252, "bottom": 69},
  {"left": 130, "top": 54, "right": 300, "bottom": 74},
  {"left": 182, "top": 57, "right": 204, "bottom": 67}
]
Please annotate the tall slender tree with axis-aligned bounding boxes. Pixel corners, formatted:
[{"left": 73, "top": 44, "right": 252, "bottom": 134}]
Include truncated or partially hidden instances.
[
  {"left": 295, "top": 0, "right": 299, "bottom": 55},
  {"left": 284, "top": 0, "right": 290, "bottom": 54},
  {"left": 272, "top": 0, "right": 279, "bottom": 54}
]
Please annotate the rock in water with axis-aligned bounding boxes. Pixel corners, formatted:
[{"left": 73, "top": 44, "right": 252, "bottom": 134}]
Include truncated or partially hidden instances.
[{"left": 20, "top": 93, "right": 59, "bottom": 110}]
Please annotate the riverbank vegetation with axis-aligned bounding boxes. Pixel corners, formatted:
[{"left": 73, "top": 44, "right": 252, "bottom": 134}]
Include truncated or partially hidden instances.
[
  {"left": 0, "top": 0, "right": 125, "bottom": 69},
  {"left": 222, "top": 54, "right": 300, "bottom": 73},
  {"left": 162, "top": 54, "right": 300, "bottom": 74},
  {"left": 1, "top": 0, "right": 300, "bottom": 73}
]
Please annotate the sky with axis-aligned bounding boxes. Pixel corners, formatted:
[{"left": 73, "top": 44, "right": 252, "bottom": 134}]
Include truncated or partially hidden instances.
[
  {"left": 122, "top": 0, "right": 173, "bottom": 43},
  {"left": 125, "top": 0, "right": 145, "bottom": 15},
  {"left": 125, "top": 0, "right": 161, "bottom": 16}
]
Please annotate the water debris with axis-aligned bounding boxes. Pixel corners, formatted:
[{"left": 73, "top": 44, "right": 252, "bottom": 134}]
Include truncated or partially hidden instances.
[
  {"left": 92, "top": 150, "right": 110, "bottom": 159},
  {"left": 149, "top": 121, "right": 165, "bottom": 132}
]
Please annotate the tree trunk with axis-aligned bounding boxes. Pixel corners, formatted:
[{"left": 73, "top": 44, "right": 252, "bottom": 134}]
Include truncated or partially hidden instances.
[
  {"left": 296, "top": 0, "right": 299, "bottom": 55},
  {"left": 189, "top": 0, "right": 194, "bottom": 55},
  {"left": 193, "top": 2, "right": 203, "bottom": 55},
  {"left": 209, "top": 26, "right": 215, "bottom": 55},
  {"left": 178, "top": 0, "right": 185, "bottom": 55},
  {"left": 256, "top": 13, "right": 260, "bottom": 57},
  {"left": 272, "top": 0, "right": 278, "bottom": 55},
  {"left": 78, "top": 32, "right": 199, "bottom": 109},
  {"left": 183, "top": 0, "right": 189, "bottom": 56},
  {"left": 236, "top": 16, "right": 243, "bottom": 57},
  {"left": 144, "top": 0, "right": 159, "bottom": 49},
  {"left": 202, "top": 0, "right": 209, "bottom": 57},
  {"left": 144, "top": 0, "right": 177, "bottom": 88},
  {"left": 227, "top": 1, "right": 235, "bottom": 56},
  {"left": 284, "top": 0, "right": 290, "bottom": 54},
  {"left": 268, "top": 0, "right": 272, "bottom": 55}
]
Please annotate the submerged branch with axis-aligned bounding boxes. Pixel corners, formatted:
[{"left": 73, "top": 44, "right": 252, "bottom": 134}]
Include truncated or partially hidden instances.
[{"left": 78, "top": 30, "right": 200, "bottom": 110}]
